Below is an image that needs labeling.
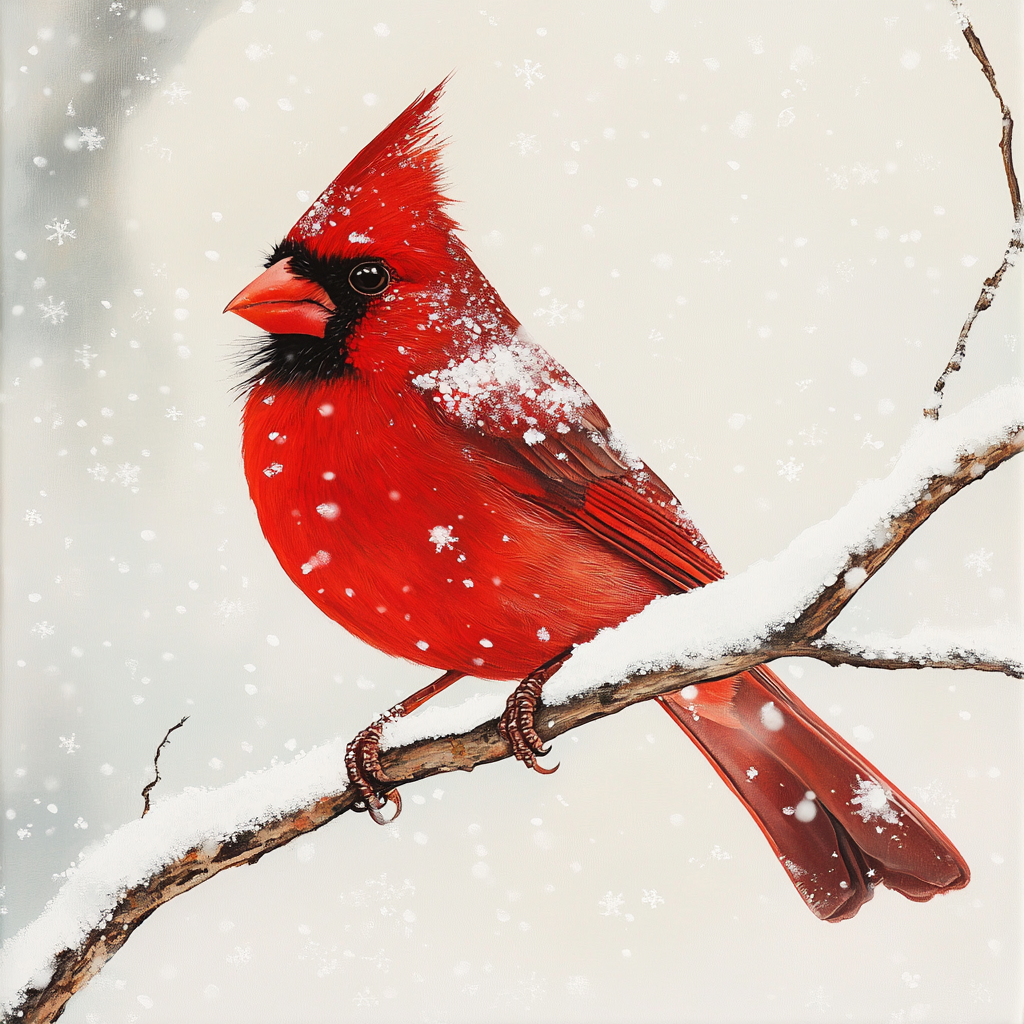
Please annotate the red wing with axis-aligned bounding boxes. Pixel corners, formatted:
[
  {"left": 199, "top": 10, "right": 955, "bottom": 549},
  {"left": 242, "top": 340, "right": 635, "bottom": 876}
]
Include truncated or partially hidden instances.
[{"left": 420, "top": 345, "right": 724, "bottom": 592}]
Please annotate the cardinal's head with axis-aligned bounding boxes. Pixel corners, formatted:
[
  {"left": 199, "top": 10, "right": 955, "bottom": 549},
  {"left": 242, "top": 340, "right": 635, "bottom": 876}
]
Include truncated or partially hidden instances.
[{"left": 225, "top": 79, "right": 494, "bottom": 388}]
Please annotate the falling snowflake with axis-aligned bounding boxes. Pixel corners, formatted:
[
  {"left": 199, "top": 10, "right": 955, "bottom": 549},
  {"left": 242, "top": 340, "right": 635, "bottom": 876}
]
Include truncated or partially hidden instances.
[
  {"left": 112, "top": 462, "right": 141, "bottom": 487},
  {"left": 73, "top": 817, "right": 88, "bottom": 829},
  {"left": 23, "top": 509, "right": 43, "bottom": 526},
  {"left": 164, "top": 406, "right": 184, "bottom": 421},
  {"left": 215, "top": 599, "right": 245, "bottom": 621},
  {"left": 850, "top": 776, "right": 900, "bottom": 824},
  {"left": 351, "top": 988, "right": 378, "bottom": 1008},
  {"left": 566, "top": 975, "right": 590, "bottom": 996},
  {"left": 964, "top": 548, "right": 994, "bottom": 576},
  {"left": 665, "top": 50, "right": 680, "bottom": 63},
  {"left": 86, "top": 464, "right": 109, "bottom": 482},
  {"left": 136, "top": 66, "right": 161, "bottom": 85},
  {"left": 708, "top": 845, "right": 732, "bottom": 861},
  {"left": 66, "top": 99, "right": 76, "bottom": 115},
  {"left": 131, "top": 306, "right": 155, "bottom": 323},
  {"left": 941, "top": 38, "right": 961, "bottom": 60},
  {"left": 140, "top": 137, "right": 172, "bottom": 160},
  {"left": 850, "top": 162, "right": 880, "bottom": 185},
  {"left": 226, "top": 945, "right": 253, "bottom": 966},
  {"left": 799, "top": 423, "right": 825, "bottom": 446},
  {"left": 59, "top": 733, "right": 80, "bottom": 754},
  {"left": 514, "top": 59, "right": 545, "bottom": 88},
  {"left": 77, "top": 126, "right": 105, "bottom": 150},
  {"left": 31, "top": 621, "right": 55, "bottom": 639},
  {"left": 45, "top": 219, "right": 76, "bottom": 245},
  {"left": 597, "top": 891, "right": 625, "bottom": 916},
  {"left": 162, "top": 81, "right": 191, "bottom": 104},
  {"left": 699, "top": 250, "right": 731, "bottom": 270},
  {"left": 533, "top": 298, "right": 570, "bottom": 326},
  {"left": 428, "top": 525, "right": 458, "bottom": 552},
  {"left": 640, "top": 888, "right": 664, "bottom": 909},
  {"left": 74, "top": 344, "right": 96, "bottom": 368},
  {"left": 39, "top": 297, "right": 69, "bottom": 324},
  {"left": 776, "top": 457, "right": 803, "bottom": 482},
  {"left": 861, "top": 433, "right": 884, "bottom": 449},
  {"left": 245, "top": 43, "right": 274, "bottom": 61},
  {"left": 510, "top": 132, "right": 540, "bottom": 156}
]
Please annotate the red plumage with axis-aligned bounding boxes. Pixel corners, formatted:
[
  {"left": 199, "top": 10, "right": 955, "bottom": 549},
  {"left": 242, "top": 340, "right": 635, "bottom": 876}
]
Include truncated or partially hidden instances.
[{"left": 228, "top": 82, "right": 969, "bottom": 921}]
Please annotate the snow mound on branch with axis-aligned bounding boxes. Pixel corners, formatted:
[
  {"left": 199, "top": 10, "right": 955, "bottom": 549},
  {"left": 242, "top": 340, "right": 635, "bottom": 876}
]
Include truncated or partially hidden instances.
[
  {"left": 0, "top": 741, "right": 349, "bottom": 1014},
  {"left": 822, "top": 622, "right": 1024, "bottom": 669},
  {"left": 543, "top": 384, "right": 1024, "bottom": 703}
]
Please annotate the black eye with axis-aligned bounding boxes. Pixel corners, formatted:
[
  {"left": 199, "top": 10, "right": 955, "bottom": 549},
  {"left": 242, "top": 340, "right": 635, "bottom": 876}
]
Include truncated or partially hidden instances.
[{"left": 348, "top": 261, "right": 391, "bottom": 296}]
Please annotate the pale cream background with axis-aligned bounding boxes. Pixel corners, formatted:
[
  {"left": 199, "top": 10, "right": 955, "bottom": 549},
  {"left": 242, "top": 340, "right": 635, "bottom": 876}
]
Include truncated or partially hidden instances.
[{"left": 2, "top": 2, "right": 1022, "bottom": 1021}]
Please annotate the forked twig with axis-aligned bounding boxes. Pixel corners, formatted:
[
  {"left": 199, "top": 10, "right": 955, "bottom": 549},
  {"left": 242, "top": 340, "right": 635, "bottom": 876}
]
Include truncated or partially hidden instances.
[
  {"left": 140, "top": 716, "right": 189, "bottom": 817},
  {"left": 925, "top": 1, "right": 1024, "bottom": 420}
]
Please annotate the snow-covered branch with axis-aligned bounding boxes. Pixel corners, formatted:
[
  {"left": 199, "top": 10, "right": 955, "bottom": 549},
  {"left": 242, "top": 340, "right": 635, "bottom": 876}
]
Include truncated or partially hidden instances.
[{"left": 3, "top": 384, "right": 1021, "bottom": 1024}]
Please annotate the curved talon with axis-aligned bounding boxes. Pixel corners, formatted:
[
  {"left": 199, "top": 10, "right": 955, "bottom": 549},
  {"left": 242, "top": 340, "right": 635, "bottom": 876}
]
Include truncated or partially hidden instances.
[{"left": 367, "top": 789, "right": 401, "bottom": 825}]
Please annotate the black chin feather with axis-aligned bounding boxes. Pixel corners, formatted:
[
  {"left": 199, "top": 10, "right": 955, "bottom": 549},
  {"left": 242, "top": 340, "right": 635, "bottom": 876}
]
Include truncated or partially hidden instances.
[{"left": 234, "top": 239, "right": 393, "bottom": 392}]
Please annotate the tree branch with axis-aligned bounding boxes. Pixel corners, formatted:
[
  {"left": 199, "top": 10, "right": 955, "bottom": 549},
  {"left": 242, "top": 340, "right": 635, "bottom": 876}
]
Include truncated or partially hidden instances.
[
  {"left": 789, "top": 633, "right": 1024, "bottom": 678},
  {"left": 924, "top": 1, "right": 1023, "bottom": 420},
  {"left": 3, "top": 386, "right": 1021, "bottom": 1024},
  {"left": 139, "top": 717, "right": 188, "bottom": 818}
]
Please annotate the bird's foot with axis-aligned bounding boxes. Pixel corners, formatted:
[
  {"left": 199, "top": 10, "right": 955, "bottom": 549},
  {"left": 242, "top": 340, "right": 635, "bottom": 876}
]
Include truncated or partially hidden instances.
[
  {"left": 498, "top": 672, "right": 559, "bottom": 774},
  {"left": 345, "top": 713, "right": 402, "bottom": 825}
]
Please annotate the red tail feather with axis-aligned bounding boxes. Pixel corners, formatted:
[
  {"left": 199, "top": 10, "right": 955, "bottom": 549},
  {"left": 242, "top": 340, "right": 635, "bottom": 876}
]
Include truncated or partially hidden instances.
[{"left": 659, "top": 666, "right": 970, "bottom": 921}]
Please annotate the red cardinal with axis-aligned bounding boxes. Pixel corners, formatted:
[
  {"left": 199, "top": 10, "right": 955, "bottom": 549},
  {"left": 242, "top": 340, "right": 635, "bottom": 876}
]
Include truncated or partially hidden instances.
[{"left": 225, "top": 82, "right": 969, "bottom": 921}]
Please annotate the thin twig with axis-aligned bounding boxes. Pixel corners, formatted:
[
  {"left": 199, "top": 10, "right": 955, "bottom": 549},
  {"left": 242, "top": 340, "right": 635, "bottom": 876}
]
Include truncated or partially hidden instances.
[
  {"left": 6, "top": 421, "right": 1022, "bottom": 1024},
  {"left": 925, "top": 2, "right": 1024, "bottom": 420},
  {"left": 140, "top": 716, "right": 189, "bottom": 817}
]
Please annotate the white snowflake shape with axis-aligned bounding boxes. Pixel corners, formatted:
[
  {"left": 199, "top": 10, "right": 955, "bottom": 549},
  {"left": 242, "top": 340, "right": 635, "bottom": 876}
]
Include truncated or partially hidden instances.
[
  {"left": 23, "top": 509, "right": 43, "bottom": 526},
  {"left": 74, "top": 344, "right": 96, "bottom": 368},
  {"left": 131, "top": 306, "right": 155, "bottom": 323},
  {"left": 428, "top": 525, "right": 458, "bottom": 552},
  {"left": 245, "top": 43, "right": 274, "bottom": 61},
  {"left": 597, "top": 891, "right": 625, "bottom": 916},
  {"left": 39, "top": 297, "right": 69, "bottom": 324},
  {"left": 226, "top": 945, "right": 253, "bottom": 966},
  {"left": 665, "top": 50, "right": 680, "bottom": 63},
  {"left": 112, "top": 462, "right": 141, "bottom": 487},
  {"left": 77, "top": 126, "right": 105, "bottom": 151},
  {"left": 162, "top": 81, "right": 191, "bottom": 104},
  {"left": 640, "top": 888, "right": 664, "bottom": 909},
  {"left": 59, "top": 733, "right": 80, "bottom": 754},
  {"left": 351, "top": 988, "right": 378, "bottom": 1008},
  {"left": 861, "top": 433, "right": 884, "bottom": 449},
  {"left": 776, "top": 456, "right": 803, "bottom": 482},
  {"left": 941, "top": 38, "right": 961, "bottom": 60},
  {"left": 850, "top": 776, "right": 900, "bottom": 824},
  {"left": 533, "top": 298, "right": 569, "bottom": 326},
  {"left": 45, "top": 218, "right": 76, "bottom": 245},
  {"left": 164, "top": 406, "right": 184, "bottom": 421},
  {"left": 699, "top": 250, "right": 731, "bottom": 270},
  {"left": 31, "top": 621, "right": 55, "bottom": 639},
  {"left": 86, "top": 464, "right": 109, "bottom": 482},
  {"left": 964, "top": 548, "right": 994, "bottom": 576},
  {"left": 136, "top": 67, "right": 161, "bottom": 85},
  {"left": 510, "top": 132, "right": 540, "bottom": 156},
  {"left": 799, "top": 423, "right": 825, "bottom": 446},
  {"left": 851, "top": 162, "right": 880, "bottom": 185},
  {"left": 514, "top": 59, "right": 545, "bottom": 88}
]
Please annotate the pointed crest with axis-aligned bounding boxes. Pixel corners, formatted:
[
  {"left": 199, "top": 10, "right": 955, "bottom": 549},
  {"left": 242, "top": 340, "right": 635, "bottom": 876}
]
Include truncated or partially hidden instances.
[{"left": 287, "top": 79, "right": 461, "bottom": 268}]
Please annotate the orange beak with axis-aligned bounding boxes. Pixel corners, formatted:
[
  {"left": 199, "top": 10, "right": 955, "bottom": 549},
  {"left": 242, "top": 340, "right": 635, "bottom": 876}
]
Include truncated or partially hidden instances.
[{"left": 223, "top": 258, "right": 336, "bottom": 338}]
